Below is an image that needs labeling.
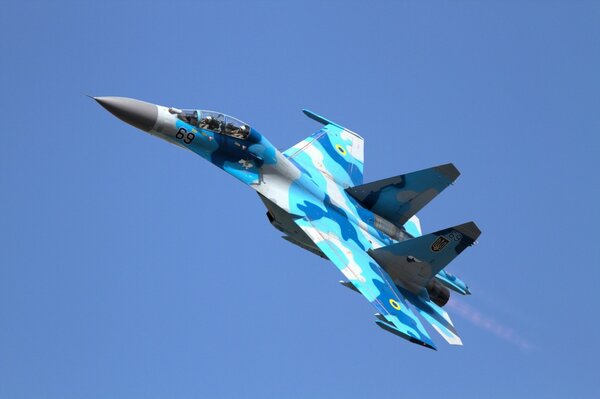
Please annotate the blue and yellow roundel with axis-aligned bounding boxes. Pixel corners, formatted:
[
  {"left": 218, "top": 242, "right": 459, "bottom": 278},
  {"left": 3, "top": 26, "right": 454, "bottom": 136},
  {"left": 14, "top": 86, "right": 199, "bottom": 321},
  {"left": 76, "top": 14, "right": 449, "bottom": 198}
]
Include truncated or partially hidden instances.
[
  {"left": 335, "top": 144, "right": 347, "bottom": 155},
  {"left": 389, "top": 299, "right": 401, "bottom": 310}
]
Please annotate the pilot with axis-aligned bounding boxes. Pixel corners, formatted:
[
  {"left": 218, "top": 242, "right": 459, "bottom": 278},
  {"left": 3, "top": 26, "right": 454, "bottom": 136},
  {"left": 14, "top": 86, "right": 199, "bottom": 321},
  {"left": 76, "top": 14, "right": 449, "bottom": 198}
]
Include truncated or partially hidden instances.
[
  {"left": 236, "top": 125, "right": 249, "bottom": 138},
  {"left": 199, "top": 115, "right": 213, "bottom": 129},
  {"left": 211, "top": 117, "right": 222, "bottom": 132},
  {"left": 225, "top": 122, "right": 236, "bottom": 134},
  {"left": 225, "top": 123, "right": 248, "bottom": 139},
  {"left": 202, "top": 116, "right": 222, "bottom": 131}
]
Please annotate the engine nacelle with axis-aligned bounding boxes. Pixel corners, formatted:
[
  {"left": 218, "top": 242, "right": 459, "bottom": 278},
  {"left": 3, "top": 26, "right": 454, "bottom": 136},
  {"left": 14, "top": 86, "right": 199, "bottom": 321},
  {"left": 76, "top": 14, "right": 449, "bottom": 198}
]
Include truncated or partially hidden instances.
[{"left": 426, "top": 279, "right": 450, "bottom": 307}]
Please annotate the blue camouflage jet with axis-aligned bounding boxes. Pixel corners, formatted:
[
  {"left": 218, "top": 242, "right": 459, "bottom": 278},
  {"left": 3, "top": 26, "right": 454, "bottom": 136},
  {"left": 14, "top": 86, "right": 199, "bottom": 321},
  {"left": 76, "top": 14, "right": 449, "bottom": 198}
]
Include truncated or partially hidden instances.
[{"left": 94, "top": 96, "right": 481, "bottom": 350}]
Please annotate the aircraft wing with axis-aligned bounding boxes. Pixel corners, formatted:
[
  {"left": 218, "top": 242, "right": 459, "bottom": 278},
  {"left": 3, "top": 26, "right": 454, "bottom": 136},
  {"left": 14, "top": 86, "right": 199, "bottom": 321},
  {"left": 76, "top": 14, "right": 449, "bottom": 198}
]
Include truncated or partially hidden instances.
[{"left": 293, "top": 216, "right": 437, "bottom": 349}]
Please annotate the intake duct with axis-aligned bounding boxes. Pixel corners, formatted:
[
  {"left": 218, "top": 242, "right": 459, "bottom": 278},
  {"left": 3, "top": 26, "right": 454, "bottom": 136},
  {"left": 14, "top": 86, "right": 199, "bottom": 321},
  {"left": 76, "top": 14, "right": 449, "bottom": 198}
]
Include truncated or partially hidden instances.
[{"left": 426, "top": 279, "right": 451, "bottom": 307}]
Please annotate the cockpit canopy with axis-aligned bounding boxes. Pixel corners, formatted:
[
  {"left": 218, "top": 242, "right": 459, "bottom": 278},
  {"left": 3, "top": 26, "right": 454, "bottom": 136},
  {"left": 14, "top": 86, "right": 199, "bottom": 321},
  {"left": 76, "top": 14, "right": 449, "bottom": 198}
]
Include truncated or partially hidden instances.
[{"left": 174, "top": 109, "right": 251, "bottom": 140}]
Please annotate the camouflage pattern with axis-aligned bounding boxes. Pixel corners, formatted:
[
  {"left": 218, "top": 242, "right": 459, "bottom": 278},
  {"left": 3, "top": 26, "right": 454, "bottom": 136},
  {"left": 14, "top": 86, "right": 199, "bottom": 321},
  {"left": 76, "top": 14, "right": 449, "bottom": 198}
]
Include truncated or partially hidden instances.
[
  {"left": 346, "top": 163, "right": 460, "bottom": 229},
  {"left": 437, "top": 269, "right": 471, "bottom": 295},
  {"left": 95, "top": 97, "right": 481, "bottom": 350}
]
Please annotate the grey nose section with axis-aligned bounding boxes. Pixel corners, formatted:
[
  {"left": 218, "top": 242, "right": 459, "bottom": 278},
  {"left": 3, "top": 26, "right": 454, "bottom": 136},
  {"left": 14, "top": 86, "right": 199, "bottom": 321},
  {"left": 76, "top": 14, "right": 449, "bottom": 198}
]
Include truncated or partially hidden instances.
[{"left": 94, "top": 96, "right": 158, "bottom": 132}]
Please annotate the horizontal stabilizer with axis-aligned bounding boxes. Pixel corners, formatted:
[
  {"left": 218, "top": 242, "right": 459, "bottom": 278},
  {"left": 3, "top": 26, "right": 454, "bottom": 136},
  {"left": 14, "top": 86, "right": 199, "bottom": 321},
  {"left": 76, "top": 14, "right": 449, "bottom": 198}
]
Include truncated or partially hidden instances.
[
  {"left": 293, "top": 216, "right": 436, "bottom": 349},
  {"left": 346, "top": 163, "right": 460, "bottom": 229},
  {"left": 436, "top": 270, "right": 471, "bottom": 295},
  {"left": 399, "top": 288, "right": 462, "bottom": 345},
  {"left": 369, "top": 222, "right": 481, "bottom": 291}
]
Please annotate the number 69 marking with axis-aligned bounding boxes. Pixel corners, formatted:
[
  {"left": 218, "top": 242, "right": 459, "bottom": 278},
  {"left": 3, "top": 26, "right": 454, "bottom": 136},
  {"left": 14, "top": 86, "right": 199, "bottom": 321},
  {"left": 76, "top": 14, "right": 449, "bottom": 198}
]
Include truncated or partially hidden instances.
[{"left": 175, "top": 127, "right": 195, "bottom": 145}]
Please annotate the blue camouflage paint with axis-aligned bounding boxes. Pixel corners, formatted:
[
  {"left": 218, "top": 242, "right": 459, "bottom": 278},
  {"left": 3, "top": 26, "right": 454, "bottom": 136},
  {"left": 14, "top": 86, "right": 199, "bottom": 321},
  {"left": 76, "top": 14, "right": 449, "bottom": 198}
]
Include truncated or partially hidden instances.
[
  {"left": 95, "top": 97, "right": 481, "bottom": 349},
  {"left": 298, "top": 194, "right": 366, "bottom": 251}
]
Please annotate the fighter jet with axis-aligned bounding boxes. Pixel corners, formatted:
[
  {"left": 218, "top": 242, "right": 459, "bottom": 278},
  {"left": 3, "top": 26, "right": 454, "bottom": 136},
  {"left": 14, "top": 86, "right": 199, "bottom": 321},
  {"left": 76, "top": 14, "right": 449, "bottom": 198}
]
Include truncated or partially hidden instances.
[{"left": 94, "top": 96, "right": 481, "bottom": 349}]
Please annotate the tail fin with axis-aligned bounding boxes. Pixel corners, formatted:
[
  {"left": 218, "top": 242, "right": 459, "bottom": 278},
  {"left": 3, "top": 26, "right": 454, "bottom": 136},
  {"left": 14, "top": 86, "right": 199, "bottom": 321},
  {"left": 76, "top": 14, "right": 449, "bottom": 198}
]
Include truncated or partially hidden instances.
[
  {"left": 369, "top": 222, "right": 481, "bottom": 291},
  {"left": 283, "top": 110, "right": 364, "bottom": 188}
]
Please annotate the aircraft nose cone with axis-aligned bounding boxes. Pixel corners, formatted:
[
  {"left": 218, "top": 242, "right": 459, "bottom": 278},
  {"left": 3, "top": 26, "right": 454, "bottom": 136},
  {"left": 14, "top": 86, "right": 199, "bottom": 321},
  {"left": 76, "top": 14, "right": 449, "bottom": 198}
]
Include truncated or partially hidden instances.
[{"left": 94, "top": 96, "right": 158, "bottom": 132}]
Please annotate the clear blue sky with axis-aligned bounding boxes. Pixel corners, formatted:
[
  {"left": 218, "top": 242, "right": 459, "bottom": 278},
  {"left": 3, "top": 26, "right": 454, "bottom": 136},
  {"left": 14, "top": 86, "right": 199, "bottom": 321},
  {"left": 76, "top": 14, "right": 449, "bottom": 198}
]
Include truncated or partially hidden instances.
[{"left": 1, "top": 1, "right": 599, "bottom": 398}]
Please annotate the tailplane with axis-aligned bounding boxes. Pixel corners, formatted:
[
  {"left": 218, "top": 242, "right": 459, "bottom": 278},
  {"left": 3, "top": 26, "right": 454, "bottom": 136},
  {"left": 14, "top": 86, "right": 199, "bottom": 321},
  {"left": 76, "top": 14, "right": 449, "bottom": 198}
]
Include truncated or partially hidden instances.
[{"left": 399, "top": 287, "right": 463, "bottom": 345}]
